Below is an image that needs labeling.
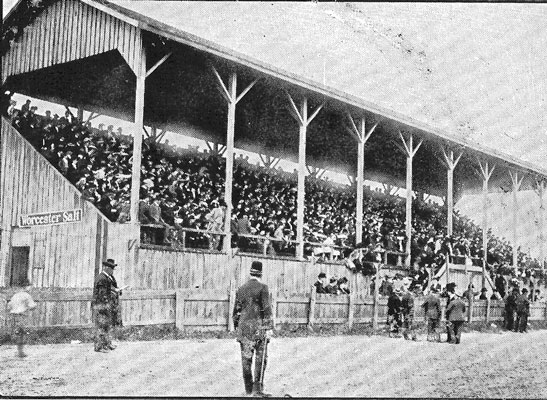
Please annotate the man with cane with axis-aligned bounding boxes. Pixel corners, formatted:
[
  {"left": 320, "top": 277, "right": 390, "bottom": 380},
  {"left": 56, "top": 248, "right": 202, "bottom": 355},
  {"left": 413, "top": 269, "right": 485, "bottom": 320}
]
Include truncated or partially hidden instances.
[{"left": 233, "top": 261, "right": 273, "bottom": 397}]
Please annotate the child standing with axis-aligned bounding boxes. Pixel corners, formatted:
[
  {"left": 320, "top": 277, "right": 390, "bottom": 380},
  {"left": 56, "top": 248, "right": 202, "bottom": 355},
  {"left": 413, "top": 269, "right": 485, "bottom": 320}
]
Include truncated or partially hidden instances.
[{"left": 8, "top": 282, "right": 37, "bottom": 358}]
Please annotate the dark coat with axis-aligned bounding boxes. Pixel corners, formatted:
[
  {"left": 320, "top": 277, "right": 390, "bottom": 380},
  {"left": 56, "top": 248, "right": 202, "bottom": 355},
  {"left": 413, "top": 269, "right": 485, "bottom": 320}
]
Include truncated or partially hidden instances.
[
  {"left": 387, "top": 293, "right": 402, "bottom": 316},
  {"left": 233, "top": 278, "right": 273, "bottom": 342},
  {"left": 92, "top": 271, "right": 122, "bottom": 326},
  {"left": 422, "top": 294, "right": 441, "bottom": 320},
  {"left": 446, "top": 297, "right": 466, "bottom": 321},
  {"left": 505, "top": 293, "right": 518, "bottom": 312},
  {"left": 516, "top": 294, "right": 530, "bottom": 315},
  {"left": 401, "top": 292, "right": 414, "bottom": 316},
  {"left": 314, "top": 280, "right": 327, "bottom": 294}
]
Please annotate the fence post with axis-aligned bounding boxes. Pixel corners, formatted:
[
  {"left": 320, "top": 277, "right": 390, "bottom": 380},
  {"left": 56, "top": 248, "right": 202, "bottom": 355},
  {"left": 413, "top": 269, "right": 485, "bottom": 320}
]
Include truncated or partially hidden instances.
[
  {"left": 372, "top": 263, "right": 380, "bottom": 330},
  {"left": 228, "top": 279, "right": 236, "bottom": 332},
  {"left": 485, "top": 298, "right": 491, "bottom": 323},
  {"left": 348, "top": 291, "right": 355, "bottom": 330},
  {"left": 175, "top": 289, "right": 186, "bottom": 332},
  {"left": 308, "top": 285, "right": 316, "bottom": 328},
  {"left": 467, "top": 295, "right": 473, "bottom": 323},
  {"left": 271, "top": 291, "right": 277, "bottom": 330}
]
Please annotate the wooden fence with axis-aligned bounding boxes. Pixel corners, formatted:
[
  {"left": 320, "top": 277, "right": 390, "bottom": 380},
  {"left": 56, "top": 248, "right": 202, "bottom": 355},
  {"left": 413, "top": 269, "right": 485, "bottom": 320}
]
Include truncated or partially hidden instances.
[{"left": 2, "top": 288, "right": 547, "bottom": 332}]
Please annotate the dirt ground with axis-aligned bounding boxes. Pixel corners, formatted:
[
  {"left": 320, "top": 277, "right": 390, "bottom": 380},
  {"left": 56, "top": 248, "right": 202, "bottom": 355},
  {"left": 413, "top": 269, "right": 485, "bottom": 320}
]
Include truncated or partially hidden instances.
[{"left": 1, "top": 329, "right": 546, "bottom": 398}]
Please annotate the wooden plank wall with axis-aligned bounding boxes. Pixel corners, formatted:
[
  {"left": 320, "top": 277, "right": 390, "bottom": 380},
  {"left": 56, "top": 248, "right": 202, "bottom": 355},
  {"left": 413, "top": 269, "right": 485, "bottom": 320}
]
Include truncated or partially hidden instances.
[
  {"left": 0, "top": 118, "right": 110, "bottom": 288},
  {"left": 131, "top": 248, "right": 371, "bottom": 296},
  {"left": 2, "top": 0, "right": 142, "bottom": 83},
  {"left": 3, "top": 288, "right": 544, "bottom": 332}
]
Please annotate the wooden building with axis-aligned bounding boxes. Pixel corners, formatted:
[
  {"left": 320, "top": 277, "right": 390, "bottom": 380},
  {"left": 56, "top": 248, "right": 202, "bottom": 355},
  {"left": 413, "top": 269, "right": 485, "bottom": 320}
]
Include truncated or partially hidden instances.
[{"left": 1, "top": 0, "right": 547, "bottom": 297}]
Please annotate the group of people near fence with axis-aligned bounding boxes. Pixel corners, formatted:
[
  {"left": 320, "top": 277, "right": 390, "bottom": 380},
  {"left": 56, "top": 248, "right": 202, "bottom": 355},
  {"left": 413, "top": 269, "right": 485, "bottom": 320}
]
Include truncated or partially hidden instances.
[
  {"left": 313, "top": 272, "right": 350, "bottom": 295},
  {"left": 386, "top": 282, "right": 467, "bottom": 344}
]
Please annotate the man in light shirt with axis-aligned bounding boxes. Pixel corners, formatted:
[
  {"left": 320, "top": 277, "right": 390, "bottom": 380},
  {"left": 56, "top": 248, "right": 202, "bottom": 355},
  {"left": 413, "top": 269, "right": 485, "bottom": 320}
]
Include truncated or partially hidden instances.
[{"left": 8, "top": 281, "right": 37, "bottom": 358}]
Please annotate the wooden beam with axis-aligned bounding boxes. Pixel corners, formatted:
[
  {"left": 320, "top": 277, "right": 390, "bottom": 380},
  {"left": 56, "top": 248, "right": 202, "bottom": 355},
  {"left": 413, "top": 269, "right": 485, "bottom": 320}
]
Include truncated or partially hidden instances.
[
  {"left": 399, "top": 132, "right": 421, "bottom": 266},
  {"left": 297, "top": 97, "right": 308, "bottom": 258},
  {"left": 535, "top": 180, "right": 546, "bottom": 270},
  {"left": 236, "top": 78, "right": 259, "bottom": 104},
  {"left": 478, "top": 160, "right": 495, "bottom": 288},
  {"left": 130, "top": 29, "right": 146, "bottom": 228},
  {"left": 442, "top": 148, "right": 463, "bottom": 236},
  {"left": 146, "top": 51, "right": 172, "bottom": 78},
  {"left": 223, "top": 72, "right": 237, "bottom": 252},
  {"left": 509, "top": 171, "right": 524, "bottom": 271},
  {"left": 211, "top": 65, "right": 232, "bottom": 103}
]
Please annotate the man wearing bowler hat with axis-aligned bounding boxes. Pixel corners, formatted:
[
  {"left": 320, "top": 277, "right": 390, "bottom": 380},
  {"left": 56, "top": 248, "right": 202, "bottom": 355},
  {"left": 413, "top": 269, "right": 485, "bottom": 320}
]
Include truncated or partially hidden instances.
[
  {"left": 92, "top": 258, "right": 123, "bottom": 352},
  {"left": 233, "top": 261, "right": 273, "bottom": 397}
]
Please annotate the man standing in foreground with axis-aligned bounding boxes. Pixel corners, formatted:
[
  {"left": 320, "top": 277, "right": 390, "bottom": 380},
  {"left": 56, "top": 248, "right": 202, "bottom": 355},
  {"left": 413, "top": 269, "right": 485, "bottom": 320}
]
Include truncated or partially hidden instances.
[
  {"left": 445, "top": 290, "right": 466, "bottom": 344},
  {"left": 515, "top": 288, "right": 530, "bottom": 333},
  {"left": 92, "top": 259, "right": 123, "bottom": 352},
  {"left": 401, "top": 286, "right": 417, "bottom": 341},
  {"left": 7, "top": 281, "right": 37, "bottom": 357},
  {"left": 422, "top": 286, "right": 441, "bottom": 342},
  {"left": 233, "top": 261, "right": 273, "bottom": 397}
]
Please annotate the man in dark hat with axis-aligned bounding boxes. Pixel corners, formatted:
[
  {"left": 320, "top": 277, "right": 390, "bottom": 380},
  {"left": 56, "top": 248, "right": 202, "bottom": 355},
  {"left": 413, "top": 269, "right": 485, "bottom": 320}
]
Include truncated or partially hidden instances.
[
  {"left": 233, "top": 261, "right": 273, "bottom": 397},
  {"left": 92, "top": 259, "right": 124, "bottom": 352},
  {"left": 314, "top": 272, "right": 328, "bottom": 294}
]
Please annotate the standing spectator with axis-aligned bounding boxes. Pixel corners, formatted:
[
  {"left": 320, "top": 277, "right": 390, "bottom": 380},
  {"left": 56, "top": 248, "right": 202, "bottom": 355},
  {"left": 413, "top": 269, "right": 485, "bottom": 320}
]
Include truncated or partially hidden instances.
[
  {"left": 422, "top": 286, "right": 441, "bottom": 342},
  {"left": 495, "top": 272, "right": 507, "bottom": 299},
  {"left": 387, "top": 288, "right": 402, "bottom": 338},
  {"left": 446, "top": 291, "right": 467, "bottom": 344},
  {"left": 504, "top": 288, "right": 519, "bottom": 331},
  {"left": 479, "top": 288, "right": 488, "bottom": 300},
  {"left": 232, "top": 261, "right": 273, "bottom": 397},
  {"left": 314, "top": 272, "right": 328, "bottom": 294},
  {"left": 21, "top": 99, "right": 31, "bottom": 114},
  {"left": 206, "top": 199, "right": 226, "bottom": 251},
  {"left": 401, "top": 286, "right": 417, "bottom": 341},
  {"left": 515, "top": 288, "right": 530, "bottom": 333},
  {"left": 7, "top": 281, "right": 37, "bottom": 358},
  {"left": 91, "top": 259, "right": 123, "bottom": 352},
  {"left": 237, "top": 214, "right": 252, "bottom": 250}
]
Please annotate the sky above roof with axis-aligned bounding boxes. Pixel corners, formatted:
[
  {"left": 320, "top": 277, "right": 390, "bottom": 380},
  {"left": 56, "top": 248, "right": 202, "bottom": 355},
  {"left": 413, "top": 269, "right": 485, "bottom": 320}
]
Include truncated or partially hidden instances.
[{"left": 108, "top": 1, "right": 547, "bottom": 170}]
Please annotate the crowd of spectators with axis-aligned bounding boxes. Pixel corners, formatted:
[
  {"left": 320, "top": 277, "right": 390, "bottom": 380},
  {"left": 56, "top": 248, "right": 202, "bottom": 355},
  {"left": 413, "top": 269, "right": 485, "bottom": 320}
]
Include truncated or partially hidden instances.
[{"left": 5, "top": 99, "right": 545, "bottom": 278}]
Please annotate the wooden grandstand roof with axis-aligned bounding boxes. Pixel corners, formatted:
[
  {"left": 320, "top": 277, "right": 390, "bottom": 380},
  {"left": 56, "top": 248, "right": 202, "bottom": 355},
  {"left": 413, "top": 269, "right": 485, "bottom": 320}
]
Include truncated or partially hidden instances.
[{"left": 3, "top": 0, "right": 547, "bottom": 187}]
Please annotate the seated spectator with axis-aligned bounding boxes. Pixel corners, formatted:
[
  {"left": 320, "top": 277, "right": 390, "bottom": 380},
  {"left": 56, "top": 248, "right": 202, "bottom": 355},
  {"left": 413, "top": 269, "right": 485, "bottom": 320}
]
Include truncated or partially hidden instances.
[
  {"left": 337, "top": 277, "right": 350, "bottom": 294},
  {"left": 314, "top": 272, "right": 328, "bottom": 294},
  {"left": 325, "top": 277, "right": 340, "bottom": 295}
]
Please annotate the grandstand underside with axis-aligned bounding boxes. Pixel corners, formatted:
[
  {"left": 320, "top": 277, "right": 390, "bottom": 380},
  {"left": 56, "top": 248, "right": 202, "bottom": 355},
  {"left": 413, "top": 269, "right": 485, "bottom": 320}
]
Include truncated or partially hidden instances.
[{"left": 1, "top": 0, "right": 546, "bottom": 298}]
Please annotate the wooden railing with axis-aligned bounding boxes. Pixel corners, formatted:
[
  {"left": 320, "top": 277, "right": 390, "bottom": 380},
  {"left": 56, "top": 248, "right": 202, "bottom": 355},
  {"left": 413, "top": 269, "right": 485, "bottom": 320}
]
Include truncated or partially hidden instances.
[{"left": 3, "top": 287, "right": 546, "bottom": 332}]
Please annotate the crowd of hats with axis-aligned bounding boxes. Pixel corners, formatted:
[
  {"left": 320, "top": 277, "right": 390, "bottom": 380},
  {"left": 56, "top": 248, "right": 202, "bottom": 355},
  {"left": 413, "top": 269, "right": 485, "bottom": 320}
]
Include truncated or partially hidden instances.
[{"left": 5, "top": 100, "right": 542, "bottom": 271}]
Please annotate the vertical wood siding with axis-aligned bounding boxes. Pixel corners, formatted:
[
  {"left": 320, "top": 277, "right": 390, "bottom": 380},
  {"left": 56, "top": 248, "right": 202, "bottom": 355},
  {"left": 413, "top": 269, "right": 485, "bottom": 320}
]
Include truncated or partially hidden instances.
[
  {"left": 2, "top": 0, "right": 141, "bottom": 84},
  {"left": 0, "top": 118, "right": 111, "bottom": 288}
]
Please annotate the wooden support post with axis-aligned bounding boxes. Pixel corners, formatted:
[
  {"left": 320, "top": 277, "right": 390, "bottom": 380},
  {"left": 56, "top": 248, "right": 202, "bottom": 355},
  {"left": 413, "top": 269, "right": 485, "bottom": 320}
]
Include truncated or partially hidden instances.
[
  {"left": 467, "top": 294, "right": 473, "bottom": 323},
  {"left": 535, "top": 180, "right": 546, "bottom": 271},
  {"left": 211, "top": 67, "right": 258, "bottom": 252},
  {"left": 372, "top": 263, "right": 380, "bottom": 330},
  {"left": 175, "top": 289, "right": 186, "bottom": 332},
  {"left": 478, "top": 161, "right": 495, "bottom": 289},
  {"left": 271, "top": 291, "right": 278, "bottom": 330},
  {"left": 130, "top": 32, "right": 146, "bottom": 227},
  {"left": 509, "top": 171, "right": 523, "bottom": 272},
  {"left": 348, "top": 290, "right": 355, "bottom": 330},
  {"left": 485, "top": 297, "right": 491, "bottom": 323},
  {"left": 347, "top": 114, "right": 377, "bottom": 246},
  {"left": 77, "top": 106, "right": 84, "bottom": 122},
  {"left": 308, "top": 285, "right": 317, "bottom": 328},
  {"left": 442, "top": 149, "right": 462, "bottom": 237},
  {"left": 287, "top": 93, "right": 323, "bottom": 258},
  {"left": 398, "top": 132, "right": 422, "bottom": 267},
  {"left": 227, "top": 279, "right": 236, "bottom": 332}
]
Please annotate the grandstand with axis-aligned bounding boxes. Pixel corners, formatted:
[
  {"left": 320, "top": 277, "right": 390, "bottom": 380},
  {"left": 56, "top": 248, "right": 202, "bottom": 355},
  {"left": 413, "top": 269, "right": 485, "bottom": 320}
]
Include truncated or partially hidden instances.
[{"left": 1, "top": 1, "right": 547, "bottom": 329}]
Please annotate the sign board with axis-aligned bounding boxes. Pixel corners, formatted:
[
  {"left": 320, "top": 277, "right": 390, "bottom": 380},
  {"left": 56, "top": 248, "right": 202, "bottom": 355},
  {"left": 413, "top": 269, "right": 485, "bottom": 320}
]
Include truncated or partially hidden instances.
[{"left": 19, "top": 209, "right": 83, "bottom": 228}]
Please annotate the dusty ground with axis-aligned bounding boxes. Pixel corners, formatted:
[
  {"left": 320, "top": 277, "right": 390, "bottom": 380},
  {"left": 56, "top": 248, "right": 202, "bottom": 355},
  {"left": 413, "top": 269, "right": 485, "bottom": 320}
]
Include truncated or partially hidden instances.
[{"left": 1, "top": 330, "right": 546, "bottom": 397}]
